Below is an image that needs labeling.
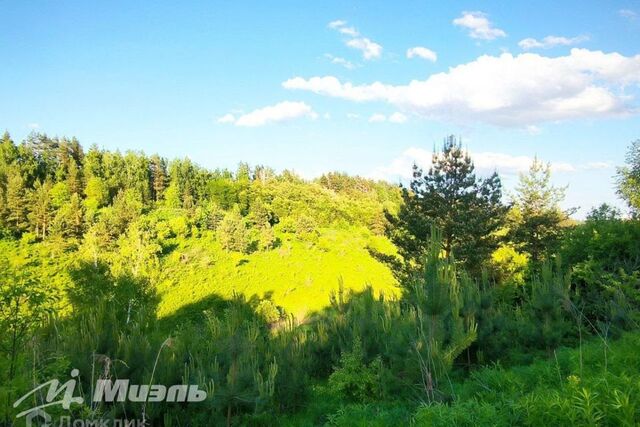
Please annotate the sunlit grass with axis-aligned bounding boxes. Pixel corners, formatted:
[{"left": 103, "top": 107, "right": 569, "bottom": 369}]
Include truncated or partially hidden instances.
[{"left": 156, "top": 227, "right": 399, "bottom": 319}]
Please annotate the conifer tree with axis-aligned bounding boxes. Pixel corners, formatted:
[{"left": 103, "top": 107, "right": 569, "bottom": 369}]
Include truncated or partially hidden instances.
[
  {"left": 388, "top": 136, "right": 507, "bottom": 275},
  {"left": 410, "top": 229, "right": 478, "bottom": 400},
  {"left": 616, "top": 139, "right": 640, "bottom": 217},
  {"left": 4, "top": 167, "right": 29, "bottom": 234},
  {"left": 150, "top": 154, "right": 167, "bottom": 202},
  {"left": 28, "top": 180, "right": 53, "bottom": 239},
  {"left": 510, "top": 157, "right": 570, "bottom": 264},
  {"left": 66, "top": 159, "right": 82, "bottom": 195}
]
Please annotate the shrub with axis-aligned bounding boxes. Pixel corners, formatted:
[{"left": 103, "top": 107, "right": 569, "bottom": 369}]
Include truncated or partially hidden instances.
[
  {"left": 217, "top": 207, "right": 251, "bottom": 253},
  {"left": 328, "top": 337, "right": 384, "bottom": 403}
]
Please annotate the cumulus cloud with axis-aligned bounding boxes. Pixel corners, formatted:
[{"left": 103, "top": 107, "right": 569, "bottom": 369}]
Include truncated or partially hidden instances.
[
  {"left": 282, "top": 48, "right": 640, "bottom": 127},
  {"left": 328, "top": 20, "right": 382, "bottom": 60},
  {"left": 219, "top": 102, "right": 318, "bottom": 127},
  {"left": 368, "top": 147, "right": 610, "bottom": 182},
  {"left": 453, "top": 11, "right": 506, "bottom": 40},
  {"left": 406, "top": 46, "right": 438, "bottom": 62},
  {"left": 519, "top": 35, "right": 588, "bottom": 50}
]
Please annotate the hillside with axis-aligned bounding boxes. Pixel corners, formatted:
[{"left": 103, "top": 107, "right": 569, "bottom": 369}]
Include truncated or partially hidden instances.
[{"left": 156, "top": 227, "right": 398, "bottom": 320}]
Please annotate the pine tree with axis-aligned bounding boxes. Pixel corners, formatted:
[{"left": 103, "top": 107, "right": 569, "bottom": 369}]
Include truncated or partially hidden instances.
[
  {"left": 410, "top": 228, "right": 477, "bottom": 401},
  {"left": 0, "top": 132, "right": 18, "bottom": 183},
  {"left": 84, "top": 176, "right": 108, "bottom": 212},
  {"left": 28, "top": 180, "right": 53, "bottom": 239},
  {"left": 5, "top": 167, "right": 29, "bottom": 234},
  {"left": 150, "top": 154, "right": 167, "bottom": 202},
  {"left": 52, "top": 193, "right": 85, "bottom": 238},
  {"left": 510, "top": 157, "right": 571, "bottom": 264},
  {"left": 388, "top": 136, "right": 507, "bottom": 275},
  {"left": 616, "top": 139, "right": 640, "bottom": 217},
  {"left": 67, "top": 159, "right": 82, "bottom": 195},
  {"left": 83, "top": 144, "right": 104, "bottom": 179}
]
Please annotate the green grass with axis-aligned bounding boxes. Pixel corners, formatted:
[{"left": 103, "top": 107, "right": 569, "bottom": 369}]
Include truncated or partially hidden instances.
[
  {"left": 296, "top": 332, "right": 640, "bottom": 426},
  {"left": 413, "top": 331, "right": 640, "bottom": 425},
  {"left": 156, "top": 227, "right": 399, "bottom": 320}
]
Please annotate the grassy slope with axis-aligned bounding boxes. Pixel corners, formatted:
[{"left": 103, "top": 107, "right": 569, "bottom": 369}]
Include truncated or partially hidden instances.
[
  {"left": 156, "top": 227, "right": 399, "bottom": 320},
  {"left": 0, "top": 225, "right": 399, "bottom": 322}
]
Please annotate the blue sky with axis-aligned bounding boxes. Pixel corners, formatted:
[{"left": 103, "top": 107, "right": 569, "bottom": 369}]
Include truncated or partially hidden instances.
[{"left": 1, "top": 1, "right": 639, "bottom": 217}]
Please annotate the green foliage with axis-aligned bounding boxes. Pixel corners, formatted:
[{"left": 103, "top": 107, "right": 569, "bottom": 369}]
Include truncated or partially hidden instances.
[
  {"left": 328, "top": 337, "right": 384, "bottom": 403},
  {"left": 217, "top": 206, "right": 251, "bottom": 253},
  {"left": 562, "top": 216, "right": 640, "bottom": 327},
  {"left": 414, "top": 331, "right": 640, "bottom": 427},
  {"left": 616, "top": 139, "right": 640, "bottom": 216},
  {"left": 255, "top": 299, "right": 282, "bottom": 323},
  {"left": 408, "top": 230, "right": 478, "bottom": 399},
  {"left": 528, "top": 262, "right": 572, "bottom": 352},
  {"left": 83, "top": 176, "right": 108, "bottom": 212},
  {"left": 388, "top": 136, "right": 507, "bottom": 276},
  {"left": 4, "top": 167, "right": 29, "bottom": 234},
  {"left": 509, "top": 158, "right": 571, "bottom": 264},
  {"left": 490, "top": 243, "right": 529, "bottom": 288}
]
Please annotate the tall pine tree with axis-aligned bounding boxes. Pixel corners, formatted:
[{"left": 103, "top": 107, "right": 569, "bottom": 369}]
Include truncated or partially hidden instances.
[
  {"left": 388, "top": 136, "right": 507, "bottom": 275},
  {"left": 509, "top": 157, "right": 571, "bottom": 264}
]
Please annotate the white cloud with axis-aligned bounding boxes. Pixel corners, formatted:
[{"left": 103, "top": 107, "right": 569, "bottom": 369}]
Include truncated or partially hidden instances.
[
  {"left": 328, "top": 20, "right": 347, "bottom": 29},
  {"left": 407, "top": 46, "right": 438, "bottom": 62},
  {"left": 338, "top": 26, "right": 359, "bottom": 37},
  {"left": 453, "top": 11, "right": 506, "bottom": 40},
  {"left": 368, "top": 147, "right": 608, "bottom": 182},
  {"left": 519, "top": 35, "right": 588, "bottom": 50},
  {"left": 283, "top": 48, "right": 640, "bottom": 127},
  {"left": 389, "top": 112, "right": 408, "bottom": 123},
  {"left": 619, "top": 9, "right": 638, "bottom": 20},
  {"left": 582, "top": 161, "right": 613, "bottom": 170},
  {"left": 328, "top": 20, "right": 382, "bottom": 60},
  {"left": 346, "top": 113, "right": 360, "bottom": 120},
  {"left": 324, "top": 54, "right": 357, "bottom": 69},
  {"left": 366, "top": 112, "right": 408, "bottom": 124},
  {"left": 368, "top": 113, "right": 387, "bottom": 123},
  {"left": 219, "top": 101, "right": 317, "bottom": 127},
  {"left": 27, "top": 123, "right": 40, "bottom": 129},
  {"left": 217, "top": 113, "right": 236, "bottom": 124},
  {"left": 346, "top": 37, "right": 383, "bottom": 60}
]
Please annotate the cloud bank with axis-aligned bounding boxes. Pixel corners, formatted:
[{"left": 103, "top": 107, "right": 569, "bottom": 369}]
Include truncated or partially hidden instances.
[{"left": 283, "top": 48, "right": 640, "bottom": 127}]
